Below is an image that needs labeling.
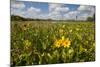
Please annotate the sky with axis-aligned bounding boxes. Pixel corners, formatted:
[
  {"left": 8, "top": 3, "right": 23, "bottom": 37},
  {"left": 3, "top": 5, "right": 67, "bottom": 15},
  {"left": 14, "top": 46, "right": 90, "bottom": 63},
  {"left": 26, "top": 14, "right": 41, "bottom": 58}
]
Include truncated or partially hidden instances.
[{"left": 11, "top": 1, "right": 95, "bottom": 20}]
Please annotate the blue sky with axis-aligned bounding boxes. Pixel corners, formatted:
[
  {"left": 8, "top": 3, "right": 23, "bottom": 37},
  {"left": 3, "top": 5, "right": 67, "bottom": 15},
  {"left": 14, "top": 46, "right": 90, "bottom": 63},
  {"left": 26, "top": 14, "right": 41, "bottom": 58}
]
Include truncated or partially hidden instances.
[
  {"left": 23, "top": 1, "right": 80, "bottom": 11},
  {"left": 23, "top": 2, "right": 49, "bottom": 13},
  {"left": 11, "top": 1, "right": 95, "bottom": 20}
]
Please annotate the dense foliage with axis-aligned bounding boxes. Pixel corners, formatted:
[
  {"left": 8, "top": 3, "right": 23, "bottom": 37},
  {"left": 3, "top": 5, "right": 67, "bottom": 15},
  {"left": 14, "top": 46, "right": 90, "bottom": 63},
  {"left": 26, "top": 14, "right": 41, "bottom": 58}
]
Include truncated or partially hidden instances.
[{"left": 11, "top": 21, "right": 95, "bottom": 66}]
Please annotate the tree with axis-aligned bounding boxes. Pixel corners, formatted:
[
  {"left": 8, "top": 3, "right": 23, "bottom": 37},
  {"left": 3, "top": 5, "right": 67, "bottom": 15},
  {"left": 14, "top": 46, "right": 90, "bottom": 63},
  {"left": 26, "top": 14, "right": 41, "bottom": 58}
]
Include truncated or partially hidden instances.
[
  {"left": 87, "top": 14, "right": 95, "bottom": 22},
  {"left": 87, "top": 17, "right": 93, "bottom": 21}
]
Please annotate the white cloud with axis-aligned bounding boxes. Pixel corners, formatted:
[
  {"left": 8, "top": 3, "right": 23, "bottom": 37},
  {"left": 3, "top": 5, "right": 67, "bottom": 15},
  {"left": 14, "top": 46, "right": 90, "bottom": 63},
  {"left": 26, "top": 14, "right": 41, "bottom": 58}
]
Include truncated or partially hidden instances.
[
  {"left": 22, "top": 7, "right": 41, "bottom": 19},
  {"left": 77, "top": 5, "right": 95, "bottom": 20},
  {"left": 27, "top": 7, "right": 41, "bottom": 13},
  {"left": 77, "top": 13, "right": 89, "bottom": 20},
  {"left": 64, "top": 11, "right": 78, "bottom": 20},
  {"left": 55, "top": 7, "right": 69, "bottom": 13},
  {"left": 63, "top": 5, "right": 95, "bottom": 20},
  {"left": 49, "top": 4, "right": 64, "bottom": 12},
  {"left": 11, "top": 7, "right": 25, "bottom": 17},
  {"left": 11, "top": 1, "right": 41, "bottom": 19},
  {"left": 11, "top": 1, "right": 26, "bottom": 17},
  {"left": 38, "top": 14, "right": 49, "bottom": 19},
  {"left": 78, "top": 5, "right": 94, "bottom": 12},
  {"left": 11, "top": 1, "right": 25, "bottom": 9},
  {"left": 11, "top": 2, "right": 95, "bottom": 20},
  {"left": 48, "top": 3, "right": 69, "bottom": 20},
  {"left": 25, "top": 8, "right": 49, "bottom": 19}
]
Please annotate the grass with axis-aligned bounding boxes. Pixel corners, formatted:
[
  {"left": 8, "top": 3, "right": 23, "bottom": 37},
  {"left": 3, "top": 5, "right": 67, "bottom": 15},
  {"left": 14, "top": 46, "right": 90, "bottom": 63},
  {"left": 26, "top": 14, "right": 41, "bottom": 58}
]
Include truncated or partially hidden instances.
[{"left": 11, "top": 21, "right": 95, "bottom": 66}]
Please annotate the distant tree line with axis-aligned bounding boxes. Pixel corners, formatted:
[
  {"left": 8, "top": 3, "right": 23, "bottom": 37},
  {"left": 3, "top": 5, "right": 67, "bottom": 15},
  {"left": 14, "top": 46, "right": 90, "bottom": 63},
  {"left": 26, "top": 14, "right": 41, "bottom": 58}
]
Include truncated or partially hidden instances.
[
  {"left": 11, "top": 14, "right": 95, "bottom": 22},
  {"left": 11, "top": 15, "right": 52, "bottom": 21},
  {"left": 87, "top": 14, "right": 95, "bottom": 22}
]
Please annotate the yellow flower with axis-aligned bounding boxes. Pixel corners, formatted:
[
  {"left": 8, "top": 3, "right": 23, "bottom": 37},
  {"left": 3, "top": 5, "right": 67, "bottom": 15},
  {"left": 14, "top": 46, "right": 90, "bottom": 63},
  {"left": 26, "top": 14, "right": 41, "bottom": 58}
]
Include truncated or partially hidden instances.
[
  {"left": 59, "top": 39, "right": 63, "bottom": 44},
  {"left": 54, "top": 36, "right": 71, "bottom": 48},
  {"left": 62, "top": 25, "right": 65, "bottom": 28},
  {"left": 76, "top": 28, "right": 79, "bottom": 31},
  {"left": 54, "top": 40, "right": 61, "bottom": 48},
  {"left": 62, "top": 39, "right": 71, "bottom": 48},
  {"left": 69, "top": 29, "right": 72, "bottom": 33},
  {"left": 59, "top": 29, "right": 64, "bottom": 33},
  {"left": 23, "top": 40, "right": 31, "bottom": 49},
  {"left": 61, "top": 36, "right": 65, "bottom": 40}
]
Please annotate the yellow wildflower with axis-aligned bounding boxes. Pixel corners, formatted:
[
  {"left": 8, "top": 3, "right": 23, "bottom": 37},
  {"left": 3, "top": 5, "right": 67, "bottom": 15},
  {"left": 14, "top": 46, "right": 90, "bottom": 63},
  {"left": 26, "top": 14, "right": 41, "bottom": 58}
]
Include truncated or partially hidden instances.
[
  {"left": 23, "top": 40, "right": 31, "bottom": 49},
  {"left": 76, "top": 28, "right": 79, "bottom": 31},
  {"left": 54, "top": 36, "right": 71, "bottom": 48},
  {"left": 59, "top": 29, "right": 64, "bottom": 33},
  {"left": 62, "top": 25, "right": 65, "bottom": 28},
  {"left": 61, "top": 36, "right": 65, "bottom": 40},
  {"left": 69, "top": 29, "right": 72, "bottom": 33},
  {"left": 59, "top": 39, "right": 63, "bottom": 44},
  {"left": 62, "top": 39, "right": 71, "bottom": 48},
  {"left": 54, "top": 40, "right": 60, "bottom": 48}
]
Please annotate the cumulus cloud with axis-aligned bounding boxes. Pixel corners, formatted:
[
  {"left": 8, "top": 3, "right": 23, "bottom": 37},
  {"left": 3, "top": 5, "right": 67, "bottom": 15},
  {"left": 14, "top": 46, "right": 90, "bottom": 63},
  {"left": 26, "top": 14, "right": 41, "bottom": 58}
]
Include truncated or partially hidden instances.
[
  {"left": 11, "top": 1, "right": 42, "bottom": 19},
  {"left": 63, "top": 5, "right": 95, "bottom": 20},
  {"left": 48, "top": 3, "right": 69, "bottom": 20},
  {"left": 49, "top": 4, "right": 64, "bottom": 12},
  {"left": 11, "top": 1, "right": 25, "bottom": 9},
  {"left": 27, "top": 7, "right": 41, "bottom": 13},
  {"left": 48, "top": 4, "right": 95, "bottom": 20},
  {"left": 11, "top": 1, "right": 26, "bottom": 17},
  {"left": 77, "top": 5, "right": 95, "bottom": 20},
  {"left": 78, "top": 5, "right": 95, "bottom": 12},
  {"left": 11, "top": 1, "right": 95, "bottom": 20},
  {"left": 11, "top": 8, "right": 25, "bottom": 16},
  {"left": 23, "top": 7, "right": 41, "bottom": 18},
  {"left": 38, "top": 14, "right": 49, "bottom": 19},
  {"left": 64, "top": 11, "right": 79, "bottom": 20}
]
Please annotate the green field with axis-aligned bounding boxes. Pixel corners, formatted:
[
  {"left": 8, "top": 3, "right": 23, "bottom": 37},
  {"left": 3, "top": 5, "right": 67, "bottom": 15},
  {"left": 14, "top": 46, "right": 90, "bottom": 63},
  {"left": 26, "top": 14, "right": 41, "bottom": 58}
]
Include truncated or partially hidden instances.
[{"left": 11, "top": 21, "right": 95, "bottom": 66}]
